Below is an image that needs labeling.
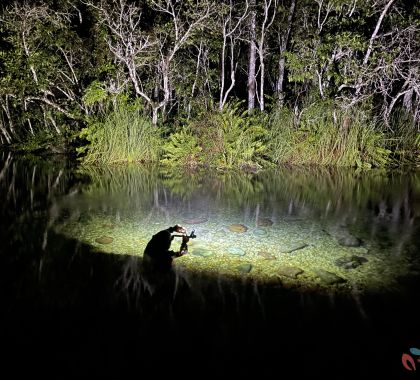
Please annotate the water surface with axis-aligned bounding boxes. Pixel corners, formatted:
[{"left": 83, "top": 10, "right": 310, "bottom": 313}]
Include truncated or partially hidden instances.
[
  {"left": 1, "top": 153, "right": 419, "bottom": 378},
  {"left": 55, "top": 163, "right": 420, "bottom": 293}
]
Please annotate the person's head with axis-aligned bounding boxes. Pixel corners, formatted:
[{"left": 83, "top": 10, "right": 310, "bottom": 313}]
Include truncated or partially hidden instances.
[{"left": 173, "top": 224, "right": 186, "bottom": 234}]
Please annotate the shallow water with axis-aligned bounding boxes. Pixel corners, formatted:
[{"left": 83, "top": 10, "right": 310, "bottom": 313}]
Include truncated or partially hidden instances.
[
  {"left": 54, "top": 163, "right": 420, "bottom": 294},
  {"left": 1, "top": 153, "right": 420, "bottom": 378}
]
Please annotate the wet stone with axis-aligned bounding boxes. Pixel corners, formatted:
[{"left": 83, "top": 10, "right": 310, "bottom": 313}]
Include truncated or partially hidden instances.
[
  {"left": 228, "top": 224, "right": 248, "bottom": 233},
  {"left": 278, "top": 266, "right": 304, "bottom": 279},
  {"left": 101, "top": 223, "right": 116, "bottom": 229},
  {"left": 281, "top": 243, "right": 309, "bottom": 254},
  {"left": 257, "top": 218, "right": 273, "bottom": 227},
  {"left": 338, "top": 235, "right": 362, "bottom": 247},
  {"left": 237, "top": 263, "right": 252, "bottom": 273},
  {"left": 95, "top": 236, "right": 114, "bottom": 244},
  {"left": 314, "top": 269, "right": 346, "bottom": 285},
  {"left": 228, "top": 246, "right": 246, "bottom": 256},
  {"left": 351, "top": 255, "right": 368, "bottom": 264},
  {"left": 325, "top": 225, "right": 362, "bottom": 247},
  {"left": 191, "top": 247, "right": 214, "bottom": 257},
  {"left": 252, "top": 228, "right": 268, "bottom": 237},
  {"left": 258, "top": 251, "right": 276, "bottom": 260},
  {"left": 182, "top": 217, "right": 208, "bottom": 224},
  {"left": 335, "top": 255, "right": 368, "bottom": 269}
]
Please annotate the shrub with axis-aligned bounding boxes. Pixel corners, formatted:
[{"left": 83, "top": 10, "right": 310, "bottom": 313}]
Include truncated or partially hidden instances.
[{"left": 161, "top": 101, "right": 269, "bottom": 170}]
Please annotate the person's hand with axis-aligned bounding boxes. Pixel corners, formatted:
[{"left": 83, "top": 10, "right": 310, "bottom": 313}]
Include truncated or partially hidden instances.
[
  {"left": 176, "top": 249, "right": 188, "bottom": 257},
  {"left": 182, "top": 235, "right": 190, "bottom": 244}
]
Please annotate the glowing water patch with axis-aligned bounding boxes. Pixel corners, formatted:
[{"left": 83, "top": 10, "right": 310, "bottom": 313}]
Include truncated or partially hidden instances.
[{"left": 55, "top": 211, "right": 414, "bottom": 294}]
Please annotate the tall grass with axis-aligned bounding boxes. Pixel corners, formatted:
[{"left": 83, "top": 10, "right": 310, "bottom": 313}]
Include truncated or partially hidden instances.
[
  {"left": 267, "top": 102, "right": 391, "bottom": 168},
  {"left": 385, "top": 108, "right": 420, "bottom": 165},
  {"left": 77, "top": 103, "right": 161, "bottom": 165}
]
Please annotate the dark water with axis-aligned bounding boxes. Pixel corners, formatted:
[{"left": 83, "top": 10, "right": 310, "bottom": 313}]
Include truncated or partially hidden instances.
[{"left": 1, "top": 152, "right": 420, "bottom": 378}]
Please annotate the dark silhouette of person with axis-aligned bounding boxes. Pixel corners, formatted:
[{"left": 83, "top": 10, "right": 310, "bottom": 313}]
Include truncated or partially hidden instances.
[{"left": 143, "top": 224, "right": 189, "bottom": 272}]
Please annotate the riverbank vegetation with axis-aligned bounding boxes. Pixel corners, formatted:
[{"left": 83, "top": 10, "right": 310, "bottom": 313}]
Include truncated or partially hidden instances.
[{"left": 0, "top": 0, "right": 418, "bottom": 169}]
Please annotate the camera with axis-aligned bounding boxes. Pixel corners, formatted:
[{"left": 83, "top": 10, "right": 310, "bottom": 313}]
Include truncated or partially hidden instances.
[{"left": 189, "top": 229, "right": 197, "bottom": 239}]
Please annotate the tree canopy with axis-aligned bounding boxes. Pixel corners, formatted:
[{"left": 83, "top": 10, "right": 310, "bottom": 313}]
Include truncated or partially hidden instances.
[{"left": 0, "top": 0, "right": 418, "bottom": 148}]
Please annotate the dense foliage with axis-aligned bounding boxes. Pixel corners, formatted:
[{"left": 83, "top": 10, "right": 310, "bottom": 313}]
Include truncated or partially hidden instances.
[{"left": 0, "top": 0, "right": 419, "bottom": 168}]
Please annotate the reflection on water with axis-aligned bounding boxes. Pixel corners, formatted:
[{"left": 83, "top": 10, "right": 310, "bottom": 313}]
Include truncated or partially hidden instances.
[{"left": 1, "top": 152, "right": 420, "bottom": 377}]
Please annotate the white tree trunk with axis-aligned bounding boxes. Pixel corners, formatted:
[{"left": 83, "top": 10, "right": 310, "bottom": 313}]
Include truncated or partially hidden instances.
[
  {"left": 276, "top": 0, "right": 295, "bottom": 105},
  {"left": 363, "top": 0, "right": 396, "bottom": 66},
  {"left": 248, "top": 0, "right": 257, "bottom": 112}
]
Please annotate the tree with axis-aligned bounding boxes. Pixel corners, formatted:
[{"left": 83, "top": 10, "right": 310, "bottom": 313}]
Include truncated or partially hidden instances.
[
  {"left": 219, "top": 0, "right": 249, "bottom": 110},
  {"left": 275, "top": 0, "right": 296, "bottom": 106},
  {"left": 247, "top": 0, "right": 257, "bottom": 112},
  {"left": 256, "top": 0, "right": 277, "bottom": 111},
  {"left": 0, "top": 1, "right": 87, "bottom": 141}
]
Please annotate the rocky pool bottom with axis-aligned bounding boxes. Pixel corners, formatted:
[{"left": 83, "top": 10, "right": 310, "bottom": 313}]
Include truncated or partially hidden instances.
[{"left": 55, "top": 210, "right": 419, "bottom": 295}]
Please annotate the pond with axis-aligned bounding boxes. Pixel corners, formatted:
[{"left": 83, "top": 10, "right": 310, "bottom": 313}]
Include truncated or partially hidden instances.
[{"left": 1, "top": 152, "right": 419, "bottom": 378}]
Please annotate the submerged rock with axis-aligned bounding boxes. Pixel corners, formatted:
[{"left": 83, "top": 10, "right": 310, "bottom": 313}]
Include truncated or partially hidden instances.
[
  {"left": 227, "top": 246, "right": 246, "bottom": 256},
  {"left": 182, "top": 217, "right": 208, "bottom": 224},
  {"left": 237, "top": 263, "right": 252, "bottom": 273},
  {"left": 101, "top": 223, "right": 116, "bottom": 229},
  {"left": 258, "top": 251, "right": 276, "bottom": 260},
  {"left": 324, "top": 225, "right": 363, "bottom": 247},
  {"left": 95, "top": 236, "right": 114, "bottom": 244},
  {"left": 252, "top": 228, "right": 268, "bottom": 237},
  {"left": 228, "top": 224, "right": 248, "bottom": 233},
  {"left": 314, "top": 269, "right": 346, "bottom": 285},
  {"left": 338, "top": 235, "right": 362, "bottom": 247},
  {"left": 191, "top": 247, "right": 214, "bottom": 257},
  {"left": 335, "top": 255, "right": 368, "bottom": 269},
  {"left": 278, "top": 266, "right": 304, "bottom": 278},
  {"left": 281, "top": 243, "right": 309, "bottom": 254},
  {"left": 257, "top": 218, "right": 273, "bottom": 227}
]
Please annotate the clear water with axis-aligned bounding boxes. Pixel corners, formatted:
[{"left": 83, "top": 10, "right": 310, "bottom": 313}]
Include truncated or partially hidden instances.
[
  {"left": 54, "top": 164, "right": 420, "bottom": 294},
  {"left": 1, "top": 152, "right": 420, "bottom": 378}
]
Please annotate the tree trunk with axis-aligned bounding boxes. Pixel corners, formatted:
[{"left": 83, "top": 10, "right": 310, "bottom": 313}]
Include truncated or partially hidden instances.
[
  {"left": 219, "top": 30, "right": 227, "bottom": 110},
  {"left": 162, "top": 59, "right": 170, "bottom": 116},
  {"left": 152, "top": 107, "right": 158, "bottom": 126},
  {"left": 276, "top": 0, "right": 296, "bottom": 106},
  {"left": 259, "top": 51, "right": 265, "bottom": 111},
  {"left": 247, "top": 0, "right": 257, "bottom": 112},
  {"left": 363, "top": 0, "right": 396, "bottom": 66},
  {"left": 277, "top": 56, "right": 286, "bottom": 105}
]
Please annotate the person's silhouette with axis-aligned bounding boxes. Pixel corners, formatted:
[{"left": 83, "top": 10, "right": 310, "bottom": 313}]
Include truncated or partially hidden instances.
[{"left": 143, "top": 224, "right": 189, "bottom": 272}]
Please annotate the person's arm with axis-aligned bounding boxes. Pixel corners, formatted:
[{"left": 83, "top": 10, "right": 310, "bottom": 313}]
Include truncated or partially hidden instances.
[{"left": 174, "top": 235, "right": 189, "bottom": 257}]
